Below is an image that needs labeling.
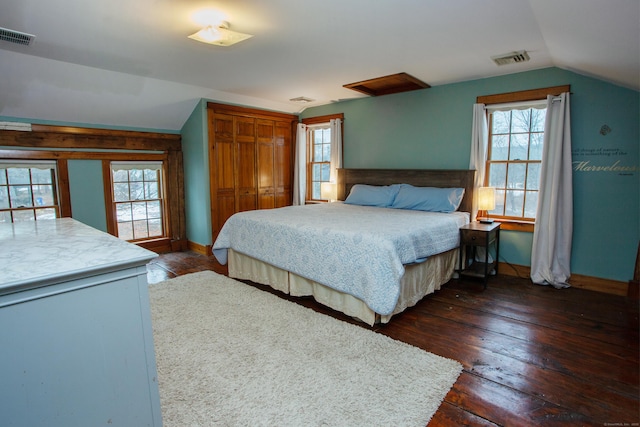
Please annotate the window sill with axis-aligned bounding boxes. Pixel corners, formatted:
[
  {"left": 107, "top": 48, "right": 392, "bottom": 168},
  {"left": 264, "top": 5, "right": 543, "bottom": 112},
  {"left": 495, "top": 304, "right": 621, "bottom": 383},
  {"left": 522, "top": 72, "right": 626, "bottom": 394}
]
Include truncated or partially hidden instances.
[{"left": 491, "top": 219, "right": 534, "bottom": 233}]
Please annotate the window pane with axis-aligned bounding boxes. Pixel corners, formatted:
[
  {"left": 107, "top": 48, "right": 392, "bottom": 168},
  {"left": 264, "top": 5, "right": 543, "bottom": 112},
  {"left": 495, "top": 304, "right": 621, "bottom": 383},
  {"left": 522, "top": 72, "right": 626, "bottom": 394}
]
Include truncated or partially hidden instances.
[
  {"left": 509, "top": 134, "right": 529, "bottom": 161},
  {"left": 117, "top": 221, "right": 133, "bottom": 240},
  {"left": 530, "top": 133, "right": 544, "bottom": 160},
  {"left": 511, "top": 109, "right": 531, "bottom": 133},
  {"left": 505, "top": 190, "right": 524, "bottom": 217},
  {"left": 113, "top": 183, "right": 130, "bottom": 202},
  {"left": 488, "top": 163, "right": 507, "bottom": 189},
  {"left": 0, "top": 211, "right": 10, "bottom": 223},
  {"left": 145, "top": 182, "right": 159, "bottom": 199},
  {"left": 148, "top": 219, "right": 162, "bottom": 237},
  {"left": 7, "top": 168, "right": 30, "bottom": 185},
  {"left": 31, "top": 168, "right": 52, "bottom": 184},
  {"left": 321, "top": 163, "right": 330, "bottom": 181},
  {"left": 33, "top": 185, "right": 54, "bottom": 206},
  {"left": 130, "top": 182, "right": 144, "bottom": 200},
  {"left": 492, "top": 189, "right": 506, "bottom": 216},
  {"left": 129, "top": 169, "right": 143, "bottom": 181},
  {"left": 312, "top": 182, "right": 321, "bottom": 200},
  {"left": 491, "top": 111, "right": 510, "bottom": 134},
  {"left": 526, "top": 163, "right": 541, "bottom": 191},
  {"left": 531, "top": 108, "right": 546, "bottom": 132},
  {"left": 13, "top": 210, "right": 35, "bottom": 222},
  {"left": 0, "top": 170, "right": 6, "bottom": 185},
  {"left": 116, "top": 203, "right": 132, "bottom": 222},
  {"left": 10, "top": 186, "right": 33, "bottom": 208},
  {"left": 490, "top": 135, "right": 509, "bottom": 161},
  {"left": 0, "top": 187, "right": 9, "bottom": 209},
  {"left": 313, "top": 143, "right": 322, "bottom": 162},
  {"left": 312, "top": 164, "right": 322, "bottom": 181},
  {"left": 131, "top": 201, "right": 147, "bottom": 220},
  {"left": 143, "top": 169, "right": 158, "bottom": 181},
  {"left": 524, "top": 191, "right": 538, "bottom": 218},
  {"left": 35, "top": 208, "right": 56, "bottom": 220},
  {"left": 112, "top": 170, "right": 129, "bottom": 182},
  {"left": 507, "top": 163, "right": 526, "bottom": 190},
  {"left": 322, "top": 143, "right": 331, "bottom": 162},
  {"left": 133, "top": 220, "right": 149, "bottom": 239},
  {"left": 147, "top": 201, "right": 161, "bottom": 219}
]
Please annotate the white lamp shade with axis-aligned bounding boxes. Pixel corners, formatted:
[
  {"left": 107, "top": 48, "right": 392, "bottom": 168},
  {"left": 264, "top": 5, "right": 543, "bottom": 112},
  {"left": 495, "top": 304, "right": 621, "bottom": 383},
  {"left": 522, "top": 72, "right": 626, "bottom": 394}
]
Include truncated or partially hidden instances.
[
  {"left": 320, "top": 182, "right": 338, "bottom": 201},
  {"left": 477, "top": 187, "right": 496, "bottom": 211}
]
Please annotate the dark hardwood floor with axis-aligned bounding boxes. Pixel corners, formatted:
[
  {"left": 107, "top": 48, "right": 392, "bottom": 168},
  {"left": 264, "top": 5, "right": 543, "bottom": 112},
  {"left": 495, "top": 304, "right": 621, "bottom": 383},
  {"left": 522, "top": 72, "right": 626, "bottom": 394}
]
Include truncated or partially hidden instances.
[{"left": 148, "top": 251, "right": 639, "bottom": 426}]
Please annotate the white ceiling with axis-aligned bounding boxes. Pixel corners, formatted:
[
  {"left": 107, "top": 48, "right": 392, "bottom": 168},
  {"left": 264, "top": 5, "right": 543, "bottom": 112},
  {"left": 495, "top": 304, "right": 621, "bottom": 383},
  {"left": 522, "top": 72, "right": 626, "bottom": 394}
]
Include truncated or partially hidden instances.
[{"left": 0, "top": 0, "right": 638, "bottom": 131}]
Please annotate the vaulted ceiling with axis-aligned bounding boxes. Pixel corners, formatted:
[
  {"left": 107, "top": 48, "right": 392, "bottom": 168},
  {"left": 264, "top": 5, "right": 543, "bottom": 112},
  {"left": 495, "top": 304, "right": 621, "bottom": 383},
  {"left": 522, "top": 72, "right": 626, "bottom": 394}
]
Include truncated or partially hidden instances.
[{"left": 0, "top": 0, "right": 638, "bottom": 131}]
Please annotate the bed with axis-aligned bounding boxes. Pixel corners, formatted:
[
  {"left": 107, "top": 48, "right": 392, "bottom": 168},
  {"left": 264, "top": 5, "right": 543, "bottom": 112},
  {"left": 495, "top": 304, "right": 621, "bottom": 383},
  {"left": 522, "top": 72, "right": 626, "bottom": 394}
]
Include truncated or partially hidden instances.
[{"left": 213, "top": 169, "right": 475, "bottom": 325}]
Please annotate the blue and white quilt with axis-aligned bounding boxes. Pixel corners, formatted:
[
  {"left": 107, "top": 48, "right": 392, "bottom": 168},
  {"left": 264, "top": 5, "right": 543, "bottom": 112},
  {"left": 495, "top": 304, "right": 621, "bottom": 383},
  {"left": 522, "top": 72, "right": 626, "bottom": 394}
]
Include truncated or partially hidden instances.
[{"left": 213, "top": 203, "right": 469, "bottom": 315}]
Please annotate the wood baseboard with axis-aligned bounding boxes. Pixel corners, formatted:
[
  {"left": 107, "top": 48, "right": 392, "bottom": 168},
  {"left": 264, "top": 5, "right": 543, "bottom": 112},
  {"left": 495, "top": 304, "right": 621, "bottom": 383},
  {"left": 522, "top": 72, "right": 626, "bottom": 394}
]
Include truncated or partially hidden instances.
[
  {"left": 188, "top": 240, "right": 212, "bottom": 256},
  {"left": 498, "top": 262, "right": 630, "bottom": 297}
]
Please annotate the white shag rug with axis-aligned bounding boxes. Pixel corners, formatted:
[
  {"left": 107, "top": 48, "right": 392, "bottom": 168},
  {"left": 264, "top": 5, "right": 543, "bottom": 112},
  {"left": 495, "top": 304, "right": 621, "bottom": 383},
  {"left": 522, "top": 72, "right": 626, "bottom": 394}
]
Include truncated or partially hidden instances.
[{"left": 149, "top": 270, "right": 462, "bottom": 427}]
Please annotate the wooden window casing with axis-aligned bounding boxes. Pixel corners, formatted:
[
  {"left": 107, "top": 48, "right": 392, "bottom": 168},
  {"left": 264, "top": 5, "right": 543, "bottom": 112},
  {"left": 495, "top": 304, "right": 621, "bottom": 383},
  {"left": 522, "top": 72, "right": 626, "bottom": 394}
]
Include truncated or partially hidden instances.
[
  {"left": 477, "top": 85, "right": 570, "bottom": 232},
  {"left": 301, "top": 113, "right": 344, "bottom": 203}
]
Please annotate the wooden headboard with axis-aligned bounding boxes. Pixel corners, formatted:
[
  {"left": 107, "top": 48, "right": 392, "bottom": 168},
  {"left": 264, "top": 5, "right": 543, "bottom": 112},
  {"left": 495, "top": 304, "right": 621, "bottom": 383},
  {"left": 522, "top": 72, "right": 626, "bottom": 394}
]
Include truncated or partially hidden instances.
[{"left": 336, "top": 169, "right": 476, "bottom": 213}]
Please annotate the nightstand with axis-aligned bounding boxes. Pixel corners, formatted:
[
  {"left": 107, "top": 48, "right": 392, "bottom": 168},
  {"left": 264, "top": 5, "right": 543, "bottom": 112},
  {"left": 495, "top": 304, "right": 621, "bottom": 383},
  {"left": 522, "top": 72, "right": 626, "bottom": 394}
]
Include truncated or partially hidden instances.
[{"left": 458, "top": 222, "right": 500, "bottom": 288}]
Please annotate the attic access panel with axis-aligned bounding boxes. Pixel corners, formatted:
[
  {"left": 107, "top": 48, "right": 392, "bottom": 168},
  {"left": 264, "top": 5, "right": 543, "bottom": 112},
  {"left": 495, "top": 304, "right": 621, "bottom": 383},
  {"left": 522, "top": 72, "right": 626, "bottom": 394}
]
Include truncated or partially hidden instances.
[{"left": 343, "top": 72, "right": 430, "bottom": 96}]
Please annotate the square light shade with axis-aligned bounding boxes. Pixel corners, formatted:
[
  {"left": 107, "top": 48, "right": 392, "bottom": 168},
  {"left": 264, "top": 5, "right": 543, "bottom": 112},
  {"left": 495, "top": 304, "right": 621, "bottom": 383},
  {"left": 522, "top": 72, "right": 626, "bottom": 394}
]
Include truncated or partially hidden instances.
[
  {"left": 477, "top": 187, "right": 496, "bottom": 211},
  {"left": 188, "top": 23, "right": 253, "bottom": 47},
  {"left": 321, "top": 182, "right": 338, "bottom": 202}
]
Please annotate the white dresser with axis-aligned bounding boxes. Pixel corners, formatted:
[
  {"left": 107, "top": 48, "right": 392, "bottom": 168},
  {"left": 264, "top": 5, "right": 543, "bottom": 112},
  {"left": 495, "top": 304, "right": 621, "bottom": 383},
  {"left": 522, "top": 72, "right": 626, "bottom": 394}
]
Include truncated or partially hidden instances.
[{"left": 0, "top": 218, "right": 162, "bottom": 427}]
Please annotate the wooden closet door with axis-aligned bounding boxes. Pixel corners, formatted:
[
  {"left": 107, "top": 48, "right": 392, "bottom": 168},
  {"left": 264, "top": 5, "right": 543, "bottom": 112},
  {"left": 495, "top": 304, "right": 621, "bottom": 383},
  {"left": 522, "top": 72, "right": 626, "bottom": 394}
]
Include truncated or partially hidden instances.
[
  {"left": 234, "top": 116, "right": 257, "bottom": 212},
  {"left": 256, "top": 119, "right": 275, "bottom": 209},
  {"left": 274, "top": 121, "right": 292, "bottom": 207},
  {"left": 211, "top": 113, "right": 236, "bottom": 240}
]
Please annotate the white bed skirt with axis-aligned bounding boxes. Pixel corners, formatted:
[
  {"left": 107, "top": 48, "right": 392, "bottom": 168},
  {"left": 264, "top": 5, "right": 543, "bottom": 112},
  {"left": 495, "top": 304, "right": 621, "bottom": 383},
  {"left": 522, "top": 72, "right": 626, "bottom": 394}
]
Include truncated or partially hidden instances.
[{"left": 228, "top": 248, "right": 458, "bottom": 326}]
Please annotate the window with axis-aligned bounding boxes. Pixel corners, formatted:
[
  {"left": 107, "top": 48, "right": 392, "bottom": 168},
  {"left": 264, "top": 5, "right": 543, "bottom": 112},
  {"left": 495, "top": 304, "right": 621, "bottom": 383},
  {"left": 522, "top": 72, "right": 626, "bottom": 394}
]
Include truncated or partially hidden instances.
[
  {"left": 302, "top": 113, "right": 344, "bottom": 203},
  {"left": 308, "top": 125, "right": 332, "bottom": 201},
  {"left": 0, "top": 161, "right": 59, "bottom": 223},
  {"left": 110, "top": 161, "right": 165, "bottom": 241},
  {"left": 478, "top": 85, "right": 569, "bottom": 230},
  {"left": 485, "top": 104, "right": 546, "bottom": 222}
]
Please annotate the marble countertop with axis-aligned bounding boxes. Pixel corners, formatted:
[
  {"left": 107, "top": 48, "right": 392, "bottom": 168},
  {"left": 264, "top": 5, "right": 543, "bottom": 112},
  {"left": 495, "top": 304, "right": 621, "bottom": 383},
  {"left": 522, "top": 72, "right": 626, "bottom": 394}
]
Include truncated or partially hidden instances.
[{"left": 0, "top": 218, "right": 157, "bottom": 294}]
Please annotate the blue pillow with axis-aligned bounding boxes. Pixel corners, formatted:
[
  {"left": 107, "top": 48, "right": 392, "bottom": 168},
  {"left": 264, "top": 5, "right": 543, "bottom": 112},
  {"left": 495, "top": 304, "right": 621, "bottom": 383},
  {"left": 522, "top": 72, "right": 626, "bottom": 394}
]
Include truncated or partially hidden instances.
[
  {"left": 344, "top": 184, "right": 401, "bottom": 207},
  {"left": 391, "top": 184, "right": 465, "bottom": 213}
]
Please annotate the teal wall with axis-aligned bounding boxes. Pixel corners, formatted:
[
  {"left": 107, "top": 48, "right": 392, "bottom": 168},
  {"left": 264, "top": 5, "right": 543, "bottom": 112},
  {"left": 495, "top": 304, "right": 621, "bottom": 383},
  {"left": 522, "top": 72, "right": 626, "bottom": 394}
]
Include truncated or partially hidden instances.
[
  {"left": 300, "top": 67, "right": 640, "bottom": 282},
  {"left": 181, "top": 99, "right": 212, "bottom": 246},
  {"left": 67, "top": 160, "right": 108, "bottom": 232}
]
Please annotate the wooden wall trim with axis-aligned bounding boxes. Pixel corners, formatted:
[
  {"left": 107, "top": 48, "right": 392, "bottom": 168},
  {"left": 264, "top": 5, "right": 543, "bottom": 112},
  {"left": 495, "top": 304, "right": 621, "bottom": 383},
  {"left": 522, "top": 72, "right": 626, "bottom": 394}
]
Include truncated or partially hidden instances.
[
  {"left": 477, "top": 85, "right": 571, "bottom": 105},
  {"left": 0, "top": 126, "right": 181, "bottom": 152},
  {"left": 302, "top": 113, "right": 344, "bottom": 125},
  {"left": 102, "top": 160, "right": 117, "bottom": 236},
  {"left": 188, "top": 240, "right": 212, "bottom": 256},
  {"left": 207, "top": 102, "right": 298, "bottom": 121},
  {"left": 56, "top": 159, "right": 72, "bottom": 218},
  {"left": 0, "top": 149, "right": 167, "bottom": 161},
  {"left": 498, "top": 262, "right": 629, "bottom": 297}
]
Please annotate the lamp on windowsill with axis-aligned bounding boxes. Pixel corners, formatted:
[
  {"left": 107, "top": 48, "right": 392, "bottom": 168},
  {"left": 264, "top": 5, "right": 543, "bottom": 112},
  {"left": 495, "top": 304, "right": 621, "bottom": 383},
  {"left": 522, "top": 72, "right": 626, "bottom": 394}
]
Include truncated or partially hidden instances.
[
  {"left": 321, "top": 182, "right": 338, "bottom": 203},
  {"left": 477, "top": 187, "right": 496, "bottom": 224}
]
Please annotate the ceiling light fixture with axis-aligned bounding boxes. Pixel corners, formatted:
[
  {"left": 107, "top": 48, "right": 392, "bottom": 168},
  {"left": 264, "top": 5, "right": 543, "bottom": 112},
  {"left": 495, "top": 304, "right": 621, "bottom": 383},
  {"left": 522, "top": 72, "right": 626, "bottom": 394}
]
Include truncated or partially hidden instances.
[
  {"left": 289, "top": 96, "right": 315, "bottom": 104},
  {"left": 188, "top": 21, "right": 253, "bottom": 47}
]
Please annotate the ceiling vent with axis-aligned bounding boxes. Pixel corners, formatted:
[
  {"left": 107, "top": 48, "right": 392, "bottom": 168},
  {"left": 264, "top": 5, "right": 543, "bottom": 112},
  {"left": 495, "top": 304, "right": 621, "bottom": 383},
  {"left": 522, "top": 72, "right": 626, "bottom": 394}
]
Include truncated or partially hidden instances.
[
  {"left": 0, "top": 27, "right": 36, "bottom": 46},
  {"left": 491, "top": 50, "right": 530, "bottom": 66}
]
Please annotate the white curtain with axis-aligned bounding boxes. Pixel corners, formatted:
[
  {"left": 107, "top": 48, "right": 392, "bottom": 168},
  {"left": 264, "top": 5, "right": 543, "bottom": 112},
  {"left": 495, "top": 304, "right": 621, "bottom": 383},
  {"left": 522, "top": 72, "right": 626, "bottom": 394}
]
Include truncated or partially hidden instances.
[
  {"left": 531, "top": 93, "right": 573, "bottom": 288},
  {"left": 329, "top": 118, "right": 343, "bottom": 183},
  {"left": 469, "top": 103, "right": 488, "bottom": 221},
  {"left": 292, "top": 123, "right": 307, "bottom": 205}
]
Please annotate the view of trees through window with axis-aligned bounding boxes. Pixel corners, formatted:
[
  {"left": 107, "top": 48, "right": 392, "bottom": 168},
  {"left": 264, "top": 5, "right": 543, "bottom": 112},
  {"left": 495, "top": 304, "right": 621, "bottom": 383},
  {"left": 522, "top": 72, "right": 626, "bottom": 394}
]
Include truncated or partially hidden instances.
[
  {"left": 309, "top": 126, "right": 331, "bottom": 200},
  {"left": 0, "top": 165, "right": 58, "bottom": 223},
  {"left": 486, "top": 106, "right": 546, "bottom": 221},
  {"left": 112, "top": 165, "right": 164, "bottom": 241}
]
